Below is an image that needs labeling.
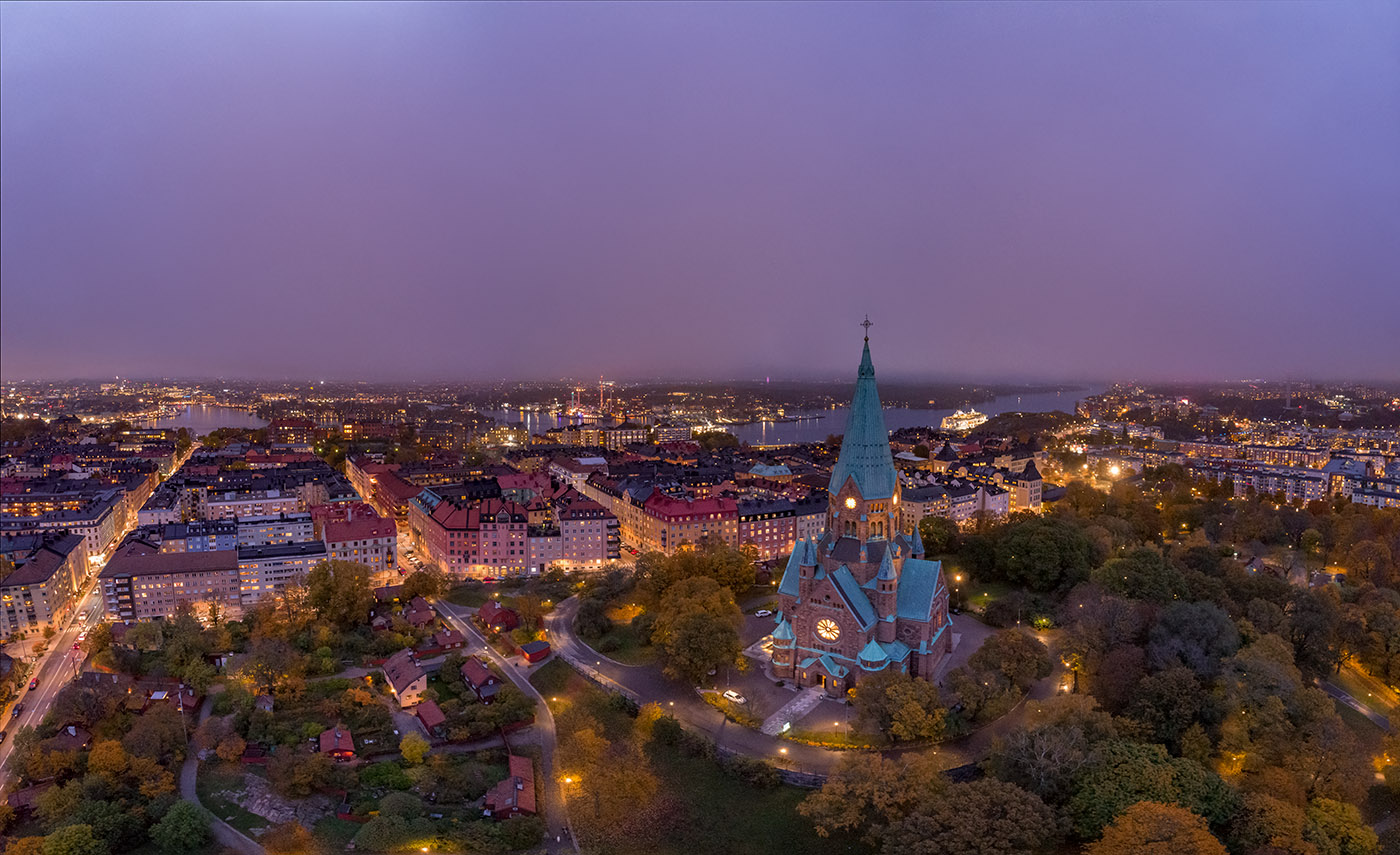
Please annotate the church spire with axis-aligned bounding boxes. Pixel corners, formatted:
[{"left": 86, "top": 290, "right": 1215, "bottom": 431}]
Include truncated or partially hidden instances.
[{"left": 827, "top": 322, "right": 898, "bottom": 500}]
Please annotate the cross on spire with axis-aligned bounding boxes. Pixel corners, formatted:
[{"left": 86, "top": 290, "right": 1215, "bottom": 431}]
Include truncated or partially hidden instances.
[{"left": 861, "top": 315, "right": 873, "bottom": 341}]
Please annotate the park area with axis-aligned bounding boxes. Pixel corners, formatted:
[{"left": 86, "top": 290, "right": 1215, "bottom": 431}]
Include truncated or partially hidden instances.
[{"left": 530, "top": 658, "right": 857, "bottom": 855}]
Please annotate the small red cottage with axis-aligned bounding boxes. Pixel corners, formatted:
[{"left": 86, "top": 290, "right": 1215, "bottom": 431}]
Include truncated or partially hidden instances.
[
  {"left": 461, "top": 657, "right": 502, "bottom": 704},
  {"left": 319, "top": 726, "right": 356, "bottom": 761},
  {"left": 483, "top": 755, "right": 536, "bottom": 819},
  {"left": 520, "top": 640, "right": 551, "bottom": 663},
  {"left": 415, "top": 699, "right": 447, "bottom": 739},
  {"left": 477, "top": 600, "right": 519, "bottom": 632}
]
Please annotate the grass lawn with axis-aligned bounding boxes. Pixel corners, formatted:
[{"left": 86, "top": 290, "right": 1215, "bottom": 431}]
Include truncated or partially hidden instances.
[
  {"left": 446, "top": 584, "right": 494, "bottom": 608},
  {"left": 590, "top": 620, "right": 658, "bottom": 665},
  {"left": 312, "top": 816, "right": 364, "bottom": 849},
  {"left": 964, "top": 580, "right": 1016, "bottom": 613},
  {"left": 640, "top": 744, "right": 856, "bottom": 855},
  {"left": 196, "top": 761, "right": 268, "bottom": 836},
  {"left": 529, "top": 657, "right": 573, "bottom": 696},
  {"left": 540, "top": 657, "right": 865, "bottom": 855}
]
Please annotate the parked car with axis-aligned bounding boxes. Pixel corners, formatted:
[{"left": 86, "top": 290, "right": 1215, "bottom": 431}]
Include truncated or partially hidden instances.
[
  {"left": 0, "top": 730, "right": 7, "bottom": 743},
  {"left": 754, "top": 609, "right": 772, "bottom": 618},
  {"left": 28, "top": 678, "right": 38, "bottom": 690},
  {"left": 11, "top": 703, "right": 23, "bottom": 717},
  {"left": 722, "top": 690, "right": 747, "bottom": 705}
]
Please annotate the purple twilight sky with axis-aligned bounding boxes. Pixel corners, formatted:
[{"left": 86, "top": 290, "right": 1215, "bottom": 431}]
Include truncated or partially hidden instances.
[{"left": 2, "top": 1, "right": 1397, "bottom": 384}]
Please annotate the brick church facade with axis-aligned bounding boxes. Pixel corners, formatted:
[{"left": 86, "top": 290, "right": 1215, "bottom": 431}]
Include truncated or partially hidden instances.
[{"left": 772, "top": 335, "right": 953, "bottom": 697}]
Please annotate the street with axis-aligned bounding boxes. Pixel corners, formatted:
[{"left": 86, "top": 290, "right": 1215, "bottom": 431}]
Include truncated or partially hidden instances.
[
  {"left": 0, "top": 581, "right": 103, "bottom": 782},
  {"left": 0, "top": 442, "right": 195, "bottom": 785}
]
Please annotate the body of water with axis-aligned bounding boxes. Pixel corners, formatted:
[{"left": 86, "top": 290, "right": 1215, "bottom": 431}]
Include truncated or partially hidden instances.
[
  {"left": 485, "top": 384, "right": 1105, "bottom": 446},
  {"left": 728, "top": 385, "right": 1106, "bottom": 446},
  {"left": 139, "top": 404, "right": 269, "bottom": 434}
]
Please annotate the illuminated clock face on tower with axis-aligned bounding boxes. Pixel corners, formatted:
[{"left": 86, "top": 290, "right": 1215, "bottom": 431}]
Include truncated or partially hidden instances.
[
  {"left": 844, "top": 497, "right": 857, "bottom": 509},
  {"left": 816, "top": 618, "right": 841, "bottom": 642}
]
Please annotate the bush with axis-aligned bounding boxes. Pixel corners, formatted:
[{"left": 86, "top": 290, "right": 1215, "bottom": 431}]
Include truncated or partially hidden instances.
[
  {"left": 606, "top": 693, "right": 640, "bottom": 718},
  {"left": 361, "top": 761, "right": 412, "bottom": 792},
  {"left": 631, "top": 611, "right": 656, "bottom": 643},
  {"left": 651, "top": 715, "right": 683, "bottom": 746},
  {"left": 377, "top": 791, "right": 423, "bottom": 820},
  {"left": 596, "top": 635, "right": 622, "bottom": 653},
  {"left": 722, "top": 755, "right": 780, "bottom": 788},
  {"left": 149, "top": 800, "right": 211, "bottom": 853}
]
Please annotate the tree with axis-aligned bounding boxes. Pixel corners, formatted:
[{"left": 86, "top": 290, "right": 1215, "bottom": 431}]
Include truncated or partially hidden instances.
[
  {"left": 8, "top": 840, "right": 45, "bottom": 855},
  {"left": 800, "top": 753, "right": 946, "bottom": 843},
  {"left": 126, "top": 622, "right": 164, "bottom": 652},
  {"left": 969, "top": 630, "right": 1051, "bottom": 691},
  {"left": 575, "top": 597, "right": 613, "bottom": 638},
  {"left": 400, "top": 731, "right": 429, "bottom": 764},
  {"left": 1128, "top": 667, "right": 1207, "bottom": 752},
  {"left": 1147, "top": 601, "right": 1240, "bottom": 678},
  {"left": 851, "top": 668, "right": 947, "bottom": 742},
  {"left": 1093, "top": 548, "right": 1188, "bottom": 603},
  {"left": 40, "top": 825, "right": 106, "bottom": 855},
  {"left": 86, "top": 740, "right": 129, "bottom": 782},
  {"left": 233, "top": 637, "right": 306, "bottom": 695},
  {"left": 1346, "top": 540, "right": 1394, "bottom": 588},
  {"left": 401, "top": 567, "right": 446, "bottom": 601},
  {"left": 1068, "top": 741, "right": 1238, "bottom": 839},
  {"left": 215, "top": 734, "right": 247, "bottom": 763},
  {"left": 1228, "top": 793, "right": 1310, "bottom": 855},
  {"left": 987, "top": 696, "right": 1119, "bottom": 805},
  {"left": 650, "top": 577, "right": 743, "bottom": 683},
  {"left": 661, "top": 610, "right": 741, "bottom": 684},
  {"left": 880, "top": 779, "right": 1058, "bottom": 855},
  {"left": 261, "top": 821, "right": 317, "bottom": 855},
  {"left": 81, "top": 623, "right": 112, "bottom": 657},
  {"left": 378, "top": 791, "right": 424, "bottom": 820},
  {"left": 1304, "top": 798, "right": 1379, "bottom": 855},
  {"left": 269, "top": 751, "right": 332, "bottom": 798},
  {"left": 919, "top": 516, "right": 959, "bottom": 555},
  {"left": 994, "top": 517, "right": 1097, "bottom": 591},
  {"left": 516, "top": 594, "right": 548, "bottom": 631},
  {"left": 1087, "top": 802, "right": 1227, "bottom": 855},
  {"left": 306, "top": 560, "right": 375, "bottom": 630},
  {"left": 149, "top": 801, "right": 210, "bottom": 853},
  {"left": 122, "top": 704, "right": 187, "bottom": 761}
]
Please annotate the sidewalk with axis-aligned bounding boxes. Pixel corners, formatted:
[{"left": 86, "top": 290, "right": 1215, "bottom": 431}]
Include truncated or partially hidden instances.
[{"left": 178, "top": 689, "right": 265, "bottom": 855}]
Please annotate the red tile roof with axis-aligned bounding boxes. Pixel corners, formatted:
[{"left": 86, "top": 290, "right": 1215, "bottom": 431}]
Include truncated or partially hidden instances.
[
  {"left": 484, "top": 755, "right": 536, "bottom": 816},
  {"left": 324, "top": 515, "right": 396, "bottom": 543},
  {"left": 320, "top": 726, "right": 354, "bottom": 755},
  {"left": 460, "top": 657, "right": 497, "bottom": 688},
  {"left": 415, "top": 700, "right": 446, "bottom": 730}
]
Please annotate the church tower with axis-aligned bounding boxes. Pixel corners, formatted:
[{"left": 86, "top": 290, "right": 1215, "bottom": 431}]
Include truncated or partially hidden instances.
[{"left": 772, "top": 322, "right": 954, "bottom": 697}]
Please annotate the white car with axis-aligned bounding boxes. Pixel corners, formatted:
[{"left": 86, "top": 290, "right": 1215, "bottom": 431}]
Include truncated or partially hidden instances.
[
  {"left": 754, "top": 609, "right": 772, "bottom": 618},
  {"left": 722, "top": 690, "right": 747, "bottom": 705}
]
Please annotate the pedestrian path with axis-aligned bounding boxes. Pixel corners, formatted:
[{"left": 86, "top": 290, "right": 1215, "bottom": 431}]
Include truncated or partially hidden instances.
[{"left": 760, "top": 686, "right": 825, "bottom": 735}]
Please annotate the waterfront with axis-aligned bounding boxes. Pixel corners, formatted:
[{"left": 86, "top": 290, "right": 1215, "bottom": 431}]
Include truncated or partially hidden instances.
[
  {"left": 727, "top": 385, "right": 1104, "bottom": 445},
  {"left": 139, "top": 404, "right": 269, "bottom": 433},
  {"left": 484, "top": 385, "right": 1104, "bottom": 446}
]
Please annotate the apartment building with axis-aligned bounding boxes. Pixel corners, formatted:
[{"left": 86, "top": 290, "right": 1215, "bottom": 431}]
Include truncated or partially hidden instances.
[
  {"left": 100, "top": 549, "right": 242, "bottom": 622},
  {"left": 237, "top": 541, "right": 327, "bottom": 606},
  {"left": 0, "top": 534, "right": 88, "bottom": 634}
]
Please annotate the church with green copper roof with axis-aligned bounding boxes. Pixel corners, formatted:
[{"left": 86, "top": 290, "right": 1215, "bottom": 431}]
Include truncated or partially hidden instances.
[{"left": 771, "top": 329, "right": 953, "bottom": 697}]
